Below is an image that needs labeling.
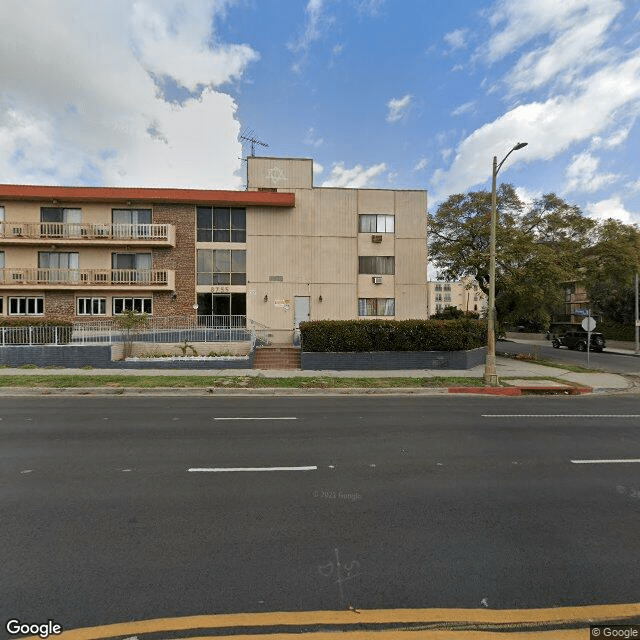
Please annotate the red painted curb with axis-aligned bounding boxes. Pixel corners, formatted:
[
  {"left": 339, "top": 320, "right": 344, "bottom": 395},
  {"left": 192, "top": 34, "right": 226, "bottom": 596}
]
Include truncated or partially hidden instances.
[{"left": 448, "top": 386, "right": 593, "bottom": 396}]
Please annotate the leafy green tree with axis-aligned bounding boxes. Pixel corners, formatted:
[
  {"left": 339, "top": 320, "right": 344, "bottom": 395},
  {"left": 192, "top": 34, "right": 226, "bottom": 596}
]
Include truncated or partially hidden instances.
[
  {"left": 114, "top": 309, "right": 149, "bottom": 359},
  {"left": 583, "top": 219, "right": 640, "bottom": 324},
  {"left": 429, "top": 186, "right": 596, "bottom": 328}
]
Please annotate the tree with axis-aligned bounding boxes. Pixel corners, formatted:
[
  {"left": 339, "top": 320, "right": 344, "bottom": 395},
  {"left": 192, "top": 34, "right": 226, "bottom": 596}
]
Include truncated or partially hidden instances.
[
  {"left": 429, "top": 185, "right": 596, "bottom": 328},
  {"left": 583, "top": 219, "right": 640, "bottom": 324},
  {"left": 114, "top": 309, "right": 149, "bottom": 359}
]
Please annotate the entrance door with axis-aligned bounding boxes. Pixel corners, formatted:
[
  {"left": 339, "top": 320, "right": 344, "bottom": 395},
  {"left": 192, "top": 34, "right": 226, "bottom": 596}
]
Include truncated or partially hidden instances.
[{"left": 294, "top": 296, "right": 310, "bottom": 345}]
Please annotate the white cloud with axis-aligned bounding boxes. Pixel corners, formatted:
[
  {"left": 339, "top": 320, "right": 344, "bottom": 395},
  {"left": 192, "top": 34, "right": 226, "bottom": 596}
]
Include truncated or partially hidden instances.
[
  {"left": 289, "top": 0, "right": 333, "bottom": 71},
  {"left": 386, "top": 94, "right": 412, "bottom": 123},
  {"left": 313, "top": 161, "right": 324, "bottom": 176},
  {"left": 451, "top": 101, "right": 476, "bottom": 117},
  {"left": 431, "top": 54, "right": 640, "bottom": 200},
  {"left": 515, "top": 186, "right": 540, "bottom": 206},
  {"left": 321, "top": 161, "right": 387, "bottom": 187},
  {"left": 591, "top": 126, "right": 632, "bottom": 149},
  {"left": 131, "top": 1, "right": 259, "bottom": 92},
  {"left": 586, "top": 196, "right": 636, "bottom": 223},
  {"left": 304, "top": 127, "right": 324, "bottom": 147},
  {"left": 414, "top": 158, "right": 428, "bottom": 172},
  {"left": 564, "top": 152, "right": 617, "bottom": 193},
  {"left": 355, "top": 0, "right": 385, "bottom": 16},
  {"left": 494, "top": 0, "right": 623, "bottom": 95},
  {"left": 444, "top": 29, "right": 468, "bottom": 50},
  {"left": 0, "top": 0, "right": 253, "bottom": 188}
]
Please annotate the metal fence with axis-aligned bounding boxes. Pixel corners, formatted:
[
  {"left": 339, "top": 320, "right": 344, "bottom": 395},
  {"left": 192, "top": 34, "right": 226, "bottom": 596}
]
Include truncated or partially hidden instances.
[{"left": 0, "top": 316, "right": 273, "bottom": 347}]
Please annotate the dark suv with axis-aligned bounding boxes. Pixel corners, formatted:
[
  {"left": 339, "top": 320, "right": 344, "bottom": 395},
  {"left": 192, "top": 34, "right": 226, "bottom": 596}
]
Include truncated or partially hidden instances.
[{"left": 552, "top": 330, "right": 606, "bottom": 352}]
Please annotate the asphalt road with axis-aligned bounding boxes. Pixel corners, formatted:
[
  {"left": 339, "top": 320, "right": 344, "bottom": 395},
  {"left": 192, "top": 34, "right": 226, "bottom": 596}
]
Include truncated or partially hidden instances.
[
  {"left": 1, "top": 395, "right": 639, "bottom": 633},
  {"left": 499, "top": 339, "right": 640, "bottom": 374}
]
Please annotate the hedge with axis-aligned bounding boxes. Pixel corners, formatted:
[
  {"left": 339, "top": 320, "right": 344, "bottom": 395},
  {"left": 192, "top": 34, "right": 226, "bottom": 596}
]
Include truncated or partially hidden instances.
[
  {"left": 299, "top": 319, "right": 487, "bottom": 352},
  {"left": 598, "top": 320, "right": 636, "bottom": 342}
]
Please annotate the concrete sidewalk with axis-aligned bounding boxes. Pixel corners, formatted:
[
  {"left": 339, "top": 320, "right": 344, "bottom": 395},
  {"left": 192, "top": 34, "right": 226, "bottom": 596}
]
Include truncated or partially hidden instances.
[{"left": 0, "top": 356, "right": 634, "bottom": 395}]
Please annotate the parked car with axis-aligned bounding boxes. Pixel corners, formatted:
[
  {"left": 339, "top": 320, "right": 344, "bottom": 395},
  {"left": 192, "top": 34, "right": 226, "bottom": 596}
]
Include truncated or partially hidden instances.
[{"left": 551, "top": 330, "right": 606, "bottom": 352}]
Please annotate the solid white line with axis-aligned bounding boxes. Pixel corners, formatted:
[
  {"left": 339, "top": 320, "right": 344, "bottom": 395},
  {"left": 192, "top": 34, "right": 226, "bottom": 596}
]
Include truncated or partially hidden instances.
[
  {"left": 188, "top": 466, "right": 317, "bottom": 473},
  {"left": 213, "top": 417, "right": 298, "bottom": 421},
  {"left": 571, "top": 459, "right": 640, "bottom": 464},
  {"left": 482, "top": 415, "right": 640, "bottom": 418}
]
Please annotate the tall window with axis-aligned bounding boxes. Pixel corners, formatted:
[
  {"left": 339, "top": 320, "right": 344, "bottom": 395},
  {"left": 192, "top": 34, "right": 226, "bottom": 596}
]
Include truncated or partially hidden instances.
[
  {"left": 358, "top": 298, "right": 395, "bottom": 316},
  {"left": 41, "top": 207, "right": 82, "bottom": 237},
  {"left": 0, "top": 251, "right": 4, "bottom": 270},
  {"left": 112, "top": 209, "right": 152, "bottom": 237},
  {"left": 359, "top": 214, "right": 394, "bottom": 233},
  {"left": 358, "top": 256, "right": 395, "bottom": 275},
  {"left": 112, "top": 253, "right": 152, "bottom": 282},
  {"left": 197, "top": 249, "right": 246, "bottom": 284},
  {"left": 0, "top": 206, "right": 4, "bottom": 233},
  {"left": 197, "top": 207, "right": 246, "bottom": 242},
  {"left": 38, "top": 252, "right": 79, "bottom": 283}
]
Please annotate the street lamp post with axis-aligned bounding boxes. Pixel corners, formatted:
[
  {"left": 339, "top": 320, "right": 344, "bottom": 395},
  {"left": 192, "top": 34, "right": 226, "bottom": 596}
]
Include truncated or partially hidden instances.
[{"left": 484, "top": 142, "right": 528, "bottom": 386}]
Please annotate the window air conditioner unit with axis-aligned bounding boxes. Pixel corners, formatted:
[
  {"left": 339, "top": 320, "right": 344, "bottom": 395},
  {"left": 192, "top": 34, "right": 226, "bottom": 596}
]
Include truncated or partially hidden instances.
[
  {"left": 371, "top": 234, "right": 383, "bottom": 243},
  {"left": 12, "top": 227, "right": 23, "bottom": 236},
  {"left": 372, "top": 276, "right": 383, "bottom": 284}
]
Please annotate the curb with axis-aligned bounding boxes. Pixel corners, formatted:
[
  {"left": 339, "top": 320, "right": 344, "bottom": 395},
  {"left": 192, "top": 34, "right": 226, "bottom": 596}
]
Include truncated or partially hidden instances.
[{"left": 448, "top": 385, "right": 593, "bottom": 396}]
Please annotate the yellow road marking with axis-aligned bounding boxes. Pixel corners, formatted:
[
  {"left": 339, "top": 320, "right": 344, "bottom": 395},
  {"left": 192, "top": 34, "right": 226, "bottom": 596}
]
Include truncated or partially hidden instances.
[{"left": 23, "top": 603, "right": 640, "bottom": 640}]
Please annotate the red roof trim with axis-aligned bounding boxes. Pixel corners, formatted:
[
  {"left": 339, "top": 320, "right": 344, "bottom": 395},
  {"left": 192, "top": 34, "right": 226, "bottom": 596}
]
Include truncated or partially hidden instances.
[{"left": 0, "top": 184, "right": 294, "bottom": 207}]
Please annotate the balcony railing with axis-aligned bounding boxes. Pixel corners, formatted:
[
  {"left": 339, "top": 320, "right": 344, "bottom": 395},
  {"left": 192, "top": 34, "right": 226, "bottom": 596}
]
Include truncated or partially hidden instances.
[
  {"left": 0, "top": 268, "right": 174, "bottom": 288},
  {"left": 0, "top": 222, "right": 175, "bottom": 244}
]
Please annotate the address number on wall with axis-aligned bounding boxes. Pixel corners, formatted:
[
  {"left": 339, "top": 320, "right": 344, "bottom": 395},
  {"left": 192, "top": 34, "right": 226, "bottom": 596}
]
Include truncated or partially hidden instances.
[{"left": 210, "top": 286, "right": 230, "bottom": 293}]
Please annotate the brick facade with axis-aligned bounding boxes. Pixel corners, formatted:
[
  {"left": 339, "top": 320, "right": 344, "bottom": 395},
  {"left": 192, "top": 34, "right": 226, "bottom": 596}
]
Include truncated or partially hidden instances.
[{"left": 152, "top": 203, "right": 196, "bottom": 319}]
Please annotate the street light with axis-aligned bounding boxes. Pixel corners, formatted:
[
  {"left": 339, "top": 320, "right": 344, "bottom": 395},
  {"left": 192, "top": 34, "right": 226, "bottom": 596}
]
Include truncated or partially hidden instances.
[{"left": 484, "top": 141, "right": 528, "bottom": 386}]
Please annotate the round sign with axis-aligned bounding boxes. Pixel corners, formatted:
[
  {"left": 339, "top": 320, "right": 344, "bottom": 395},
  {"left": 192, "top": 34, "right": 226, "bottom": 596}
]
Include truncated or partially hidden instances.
[{"left": 581, "top": 317, "right": 596, "bottom": 331}]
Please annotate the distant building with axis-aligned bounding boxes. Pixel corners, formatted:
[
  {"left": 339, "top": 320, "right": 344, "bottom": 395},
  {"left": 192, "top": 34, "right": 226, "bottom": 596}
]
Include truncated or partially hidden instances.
[
  {"left": 0, "top": 156, "right": 428, "bottom": 343},
  {"left": 427, "top": 276, "right": 487, "bottom": 317}
]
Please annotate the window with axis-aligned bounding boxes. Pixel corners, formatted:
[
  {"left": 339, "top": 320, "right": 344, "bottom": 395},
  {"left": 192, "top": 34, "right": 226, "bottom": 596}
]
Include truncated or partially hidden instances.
[
  {"left": 9, "top": 297, "right": 43, "bottom": 315},
  {"left": 358, "top": 256, "right": 395, "bottom": 275},
  {"left": 359, "top": 214, "right": 394, "bottom": 233},
  {"left": 444, "top": 284, "right": 451, "bottom": 292},
  {"left": 444, "top": 294, "right": 451, "bottom": 302},
  {"left": 197, "top": 249, "right": 246, "bottom": 285},
  {"left": 435, "top": 294, "right": 442, "bottom": 302},
  {"left": 77, "top": 298, "right": 106, "bottom": 315},
  {"left": 112, "top": 253, "right": 152, "bottom": 282},
  {"left": 0, "top": 298, "right": 3, "bottom": 314},
  {"left": 113, "top": 297, "right": 152, "bottom": 314},
  {"left": 38, "top": 252, "right": 79, "bottom": 283},
  {"left": 358, "top": 298, "right": 395, "bottom": 316},
  {"left": 112, "top": 209, "right": 152, "bottom": 237},
  {"left": 0, "top": 251, "right": 4, "bottom": 270},
  {"left": 197, "top": 207, "right": 246, "bottom": 242},
  {"left": 435, "top": 284, "right": 442, "bottom": 291},
  {"left": 40, "top": 207, "right": 82, "bottom": 237}
]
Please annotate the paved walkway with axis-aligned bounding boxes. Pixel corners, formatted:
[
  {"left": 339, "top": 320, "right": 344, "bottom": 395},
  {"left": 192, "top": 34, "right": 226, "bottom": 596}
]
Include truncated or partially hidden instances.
[{"left": 0, "top": 357, "right": 634, "bottom": 394}]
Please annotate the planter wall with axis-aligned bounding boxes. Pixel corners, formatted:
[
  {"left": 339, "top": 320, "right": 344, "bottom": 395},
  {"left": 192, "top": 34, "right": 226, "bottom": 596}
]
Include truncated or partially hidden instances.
[
  {"left": 301, "top": 347, "right": 486, "bottom": 370},
  {"left": 0, "top": 345, "right": 255, "bottom": 369}
]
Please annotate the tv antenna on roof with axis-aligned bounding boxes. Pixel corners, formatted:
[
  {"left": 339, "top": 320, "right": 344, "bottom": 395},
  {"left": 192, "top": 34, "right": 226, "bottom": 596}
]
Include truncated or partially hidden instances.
[{"left": 240, "top": 130, "right": 269, "bottom": 156}]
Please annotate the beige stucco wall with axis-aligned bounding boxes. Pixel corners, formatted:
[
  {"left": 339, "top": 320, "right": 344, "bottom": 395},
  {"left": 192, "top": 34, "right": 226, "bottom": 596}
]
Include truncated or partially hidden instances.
[{"left": 246, "top": 165, "right": 428, "bottom": 339}]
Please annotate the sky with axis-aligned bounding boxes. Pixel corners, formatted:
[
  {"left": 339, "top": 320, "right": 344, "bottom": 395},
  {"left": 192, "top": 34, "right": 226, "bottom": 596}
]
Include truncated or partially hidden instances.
[{"left": 1, "top": 0, "right": 640, "bottom": 224}]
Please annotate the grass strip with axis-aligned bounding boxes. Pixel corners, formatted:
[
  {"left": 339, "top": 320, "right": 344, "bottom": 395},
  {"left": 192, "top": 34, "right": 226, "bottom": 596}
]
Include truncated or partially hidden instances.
[{"left": 0, "top": 375, "right": 485, "bottom": 389}]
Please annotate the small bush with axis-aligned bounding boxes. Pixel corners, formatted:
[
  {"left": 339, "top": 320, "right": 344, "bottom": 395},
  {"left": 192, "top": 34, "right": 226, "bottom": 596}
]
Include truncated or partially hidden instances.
[{"left": 299, "top": 319, "right": 487, "bottom": 352}]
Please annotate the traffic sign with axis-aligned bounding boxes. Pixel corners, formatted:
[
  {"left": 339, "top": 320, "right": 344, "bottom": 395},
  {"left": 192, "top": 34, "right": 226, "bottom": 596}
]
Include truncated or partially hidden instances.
[{"left": 582, "top": 317, "right": 596, "bottom": 332}]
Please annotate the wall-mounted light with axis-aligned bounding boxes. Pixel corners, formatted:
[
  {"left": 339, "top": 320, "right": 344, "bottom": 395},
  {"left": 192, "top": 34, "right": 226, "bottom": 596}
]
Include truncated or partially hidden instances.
[
  {"left": 126, "top": 200, "right": 132, "bottom": 206},
  {"left": 318, "top": 295, "right": 323, "bottom": 302},
  {"left": 52, "top": 200, "right": 58, "bottom": 205},
  {"left": 264, "top": 294, "right": 268, "bottom": 302},
  {"left": 171, "top": 292, "right": 177, "bottom": 301}
]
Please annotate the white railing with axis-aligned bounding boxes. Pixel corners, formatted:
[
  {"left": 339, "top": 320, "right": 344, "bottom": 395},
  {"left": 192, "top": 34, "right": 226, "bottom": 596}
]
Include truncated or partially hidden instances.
[
  {"left": 0, "top": 268, "right": 172, "bottom": 287},
  {"left": 0, "top": 222, "right": 173, "bottom": 241},
  {"left": 0, "top": 325, "right": 73, "bottom": 346},
  {"left": 0, "top": 316, "right": 272, "bottom": 347}
]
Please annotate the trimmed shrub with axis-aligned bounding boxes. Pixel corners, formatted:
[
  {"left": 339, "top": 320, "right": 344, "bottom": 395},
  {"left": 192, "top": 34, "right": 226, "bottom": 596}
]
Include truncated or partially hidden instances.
[{"left": 299, "top": 319, "right": 487, "bottom": 352}]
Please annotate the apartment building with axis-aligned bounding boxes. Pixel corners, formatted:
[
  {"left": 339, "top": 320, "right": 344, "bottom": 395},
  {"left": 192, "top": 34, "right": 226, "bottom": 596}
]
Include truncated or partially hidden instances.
[
  {"left": 0, "top": 156, "right": 428, "bottom": 342},
  {"left": 427, "top": 276, "right": 487, "bottom": 317}
]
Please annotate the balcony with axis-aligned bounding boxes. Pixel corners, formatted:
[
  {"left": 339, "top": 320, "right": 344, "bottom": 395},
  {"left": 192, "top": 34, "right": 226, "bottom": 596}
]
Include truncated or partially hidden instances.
[
  {"left": 0, "top": 268, "right": 175, "bottom": 290},
  {"left": 0, "top": 222, "right": 175, "bottom": 246}
]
